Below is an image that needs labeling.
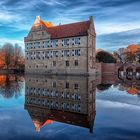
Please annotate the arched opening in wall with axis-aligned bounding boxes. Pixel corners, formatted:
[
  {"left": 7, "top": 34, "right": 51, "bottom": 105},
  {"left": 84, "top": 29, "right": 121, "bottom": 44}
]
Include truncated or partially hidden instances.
[
  {"left": 118, "top": 67, "right": 124, "bottom": 79},
  {"left": 126, "top": 67, "right": 133, "bottom": 80},
  {"left": 136, "top": 68, "right": 140, "bottom": 80}
]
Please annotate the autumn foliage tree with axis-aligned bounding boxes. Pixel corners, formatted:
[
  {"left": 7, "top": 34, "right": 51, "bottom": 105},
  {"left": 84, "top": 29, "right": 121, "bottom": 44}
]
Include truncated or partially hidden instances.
[{"left": 113, "top": 44, "right": 140, "bottom": 63}]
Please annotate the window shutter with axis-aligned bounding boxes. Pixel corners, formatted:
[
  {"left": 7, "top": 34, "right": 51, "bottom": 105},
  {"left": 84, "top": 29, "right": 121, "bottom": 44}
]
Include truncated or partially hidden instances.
[
  {"left": 78, "top": 38, "right": 80, "bottom": 44},
  {"left": 67, "top": 39, "right": 69, "bottom": 46},
  {"left": 61, "top": 50, "right": 64, "bottom": 57},
  {"left": 62, "top": 39, "right": 64, "bottom": 46},
  {"left": 67, "top": 50, "right": 70, "bottom": 57},
  {"left": 56, "top": 40, "right": 58, "bottom": 46},
  {"left": 72, "top": 38, "right": 74, "bottom": 45},
  {"left": 78, "top": 49, "right": 81, "bottom": 56},
  {"left": 72, "top": 50, "right": 74, "bottom": 56}
]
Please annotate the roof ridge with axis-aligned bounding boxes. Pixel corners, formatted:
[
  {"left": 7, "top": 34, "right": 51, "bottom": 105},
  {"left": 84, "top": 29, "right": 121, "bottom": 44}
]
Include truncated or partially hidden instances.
[{"left": 47, "top": 20, "right": 90, "bottom": 28}]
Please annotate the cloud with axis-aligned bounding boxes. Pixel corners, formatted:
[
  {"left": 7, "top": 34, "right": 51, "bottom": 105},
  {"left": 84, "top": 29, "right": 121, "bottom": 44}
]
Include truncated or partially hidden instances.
[
  {"left": 0, "top": 115, "right": 12, "bottom": 121},
  {"left": 40, "top": 0, "right": 66, "bottom": 6},
  {"left": 0, "top": 10, "right": 20, "bottom": 23},
  {"left": 1, "top": 0, "right": 140, "bottom": 51},
  {"left": 97, "top": 99, "right": 140, "bottom": 110},
  {"left": 97, "top": 28, "right": 140, "bottom": 51},
  {"left": 0, "top": 38, "right": 24, "bottom": 49}
]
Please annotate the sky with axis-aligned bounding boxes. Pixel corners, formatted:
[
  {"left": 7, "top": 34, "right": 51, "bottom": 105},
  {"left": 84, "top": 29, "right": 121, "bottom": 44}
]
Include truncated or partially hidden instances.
[{"left": 1, "top": 0, "right": 140, "bottom": 51}]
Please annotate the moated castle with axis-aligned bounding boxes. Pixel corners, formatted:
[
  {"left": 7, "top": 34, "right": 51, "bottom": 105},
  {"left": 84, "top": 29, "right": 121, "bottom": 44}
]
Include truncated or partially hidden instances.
[{"left": 24, "top": 16, "right": 96, "bottom": 75}]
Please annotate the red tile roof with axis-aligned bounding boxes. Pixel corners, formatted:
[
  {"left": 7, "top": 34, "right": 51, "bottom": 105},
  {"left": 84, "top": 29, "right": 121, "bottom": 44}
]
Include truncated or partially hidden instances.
[{"left": 41, "top": 20, "right": 90, "bottom": 39}]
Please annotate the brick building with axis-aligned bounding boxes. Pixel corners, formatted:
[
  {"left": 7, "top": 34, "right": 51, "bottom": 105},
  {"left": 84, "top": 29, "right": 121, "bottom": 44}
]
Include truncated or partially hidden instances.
[{"left": 24, "top": 16, "right": 96, "bottom": 75}]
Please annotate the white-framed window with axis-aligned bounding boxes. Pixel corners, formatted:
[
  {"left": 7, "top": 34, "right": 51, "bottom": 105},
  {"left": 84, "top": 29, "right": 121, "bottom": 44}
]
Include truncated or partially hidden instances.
[
  {"left": 45, "top": 51, "right": 49, "bottom": 59},
  {"left": 51, "top": 40, "right": 58, "bottom": 48},
  {"left": 71, "top": 50, "right": 75, "bottom": 56},
  {"left": 64, "top": 50, "right": 69, "bottom": 57},
  {"left": 75, "top": 49, "right": 81, "bottom": 56},
  {"left": 62, "top": 39, "right": 69, "bottom": 46},
  {"left": 74, "top": 37, "right": 80, "bottom": 45},
  {"left": 34, "top": 42, "right": 40, "bottom": 48},
  {"left": 26, "top": 43, "right": 32, "bottom": 49},
  {"left": 50, "top": 51, "right": 53, "bottom": 57},
  {"left": 26, "top": 52, "right": 29, "bottom": 60},
  {"left": 36, "top": 51, "right": 40, "bottom": 60},
  {"left": 52, "top": 51, "right": 58, "bottom": 57},
  {"left": 28, "top": 52, "right": 32, "bottom": 60},
  {"left": 44, "top": 40, "right": 50, "bottom": 48}
]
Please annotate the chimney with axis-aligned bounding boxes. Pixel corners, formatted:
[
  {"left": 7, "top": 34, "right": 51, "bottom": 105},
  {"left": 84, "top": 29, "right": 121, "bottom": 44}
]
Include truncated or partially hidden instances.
[
  {"left": 34, "top": 16, "right": 41, "bottom": 25},
  {"left": 89, "top": 16, "right": 93, "bottom": 22}
]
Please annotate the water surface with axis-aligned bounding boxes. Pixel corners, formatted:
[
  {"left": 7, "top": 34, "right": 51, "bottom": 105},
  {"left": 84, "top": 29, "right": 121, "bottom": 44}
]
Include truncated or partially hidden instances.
[{"left": 0, "top": 74, "right": 140, "bottom": 140}]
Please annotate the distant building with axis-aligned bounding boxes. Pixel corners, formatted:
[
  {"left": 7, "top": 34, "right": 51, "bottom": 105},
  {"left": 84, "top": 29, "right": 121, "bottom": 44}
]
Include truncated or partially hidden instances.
[{"left": 24, "top": 16, "right": 96, "bottom": 75}]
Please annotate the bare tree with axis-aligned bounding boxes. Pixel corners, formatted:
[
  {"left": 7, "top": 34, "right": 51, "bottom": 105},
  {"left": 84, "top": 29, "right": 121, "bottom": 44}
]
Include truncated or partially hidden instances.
[
  {"left": 2, "top": 43, "right": 14, "bottom": 71},
  {"left": 14, "top": 44, "right": 24, "bottom": 69}
]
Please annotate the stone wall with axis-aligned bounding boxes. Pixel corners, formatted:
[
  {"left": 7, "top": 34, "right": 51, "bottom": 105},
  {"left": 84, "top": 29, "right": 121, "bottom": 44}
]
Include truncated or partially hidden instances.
[{"left": 25, "top": 36, "right": 90, "bottom": 75}]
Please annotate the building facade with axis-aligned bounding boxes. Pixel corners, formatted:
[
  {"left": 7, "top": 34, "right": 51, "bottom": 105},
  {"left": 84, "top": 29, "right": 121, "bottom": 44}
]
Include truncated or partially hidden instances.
[
  {"left": 24, "top": 16, "right": 96, "bottom": 75},
  {"left": 24, "top": 75, "right": 96, "bottom": 133}
]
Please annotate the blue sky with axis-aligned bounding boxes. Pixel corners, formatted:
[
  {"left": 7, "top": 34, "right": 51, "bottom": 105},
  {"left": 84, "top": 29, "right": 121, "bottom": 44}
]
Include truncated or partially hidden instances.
[{"left": 1, "top": 0, "right": 140, "bottom": 51}]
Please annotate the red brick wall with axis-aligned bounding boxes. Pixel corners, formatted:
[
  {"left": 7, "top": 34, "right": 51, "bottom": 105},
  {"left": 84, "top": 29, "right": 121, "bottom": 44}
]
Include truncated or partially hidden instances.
[{"left": 101, "top": 63, "right": 116, "bottom": 75}]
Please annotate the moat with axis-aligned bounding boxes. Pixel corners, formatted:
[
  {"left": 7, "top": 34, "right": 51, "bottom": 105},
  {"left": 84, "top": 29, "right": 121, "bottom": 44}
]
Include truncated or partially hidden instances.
[{"left": 0, "top": 74, "right": 140, "bottom": 140}]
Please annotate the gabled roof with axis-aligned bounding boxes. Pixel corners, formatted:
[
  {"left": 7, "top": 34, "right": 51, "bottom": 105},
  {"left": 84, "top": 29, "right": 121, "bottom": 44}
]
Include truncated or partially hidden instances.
[
  {"left": 46, "top": 21, "right": 90, "bottom": 39},
  {"left": 37, "top": 16, "right": 90, "bottom": 39}
]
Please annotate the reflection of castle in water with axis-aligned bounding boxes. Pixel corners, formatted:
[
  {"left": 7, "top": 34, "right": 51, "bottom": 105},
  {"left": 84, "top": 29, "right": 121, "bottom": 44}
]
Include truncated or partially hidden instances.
[{"left": 24, "top": 75, "right": 96, "bottom": 133}]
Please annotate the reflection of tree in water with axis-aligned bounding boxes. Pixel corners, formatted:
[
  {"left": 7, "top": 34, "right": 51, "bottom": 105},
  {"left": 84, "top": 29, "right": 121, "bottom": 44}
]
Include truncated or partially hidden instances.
[
  {"left": 97, "top": 83, "right": 112, "bottom": 91},
  {"left": 0, "top": 74, "right": 24, "bottom": 99}
]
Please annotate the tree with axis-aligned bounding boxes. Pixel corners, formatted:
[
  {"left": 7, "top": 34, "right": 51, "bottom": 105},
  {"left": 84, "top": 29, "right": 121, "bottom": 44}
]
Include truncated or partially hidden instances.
[
  {"left": 135, "top": 48, "right": 140, "bottom": 62},
  {"left": 124, "top": 51, "right": 135, "bottom": 63},
  {"left": 2, "top": 43, "right": 14, "bottom": 71},
  {"left": 113, "top": 51, "right": 124, "bottom": 63},
  {"left": 96, "top": 51, "right": 116, "bottom": 63},
  {"left": 14, "top": 44, "right": 24, "bottom": 69},
  {"left": 0, "top": 43, "right": 25, "bottom": 71}
]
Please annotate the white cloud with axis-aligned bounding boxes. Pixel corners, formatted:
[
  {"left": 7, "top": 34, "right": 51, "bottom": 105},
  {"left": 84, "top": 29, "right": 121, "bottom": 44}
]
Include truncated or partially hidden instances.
[
  {"left": 96, "top": 22, "right": 140, "bottom": 35},
  {"left": 0, "top": 10, "right": 21, "bottom": 23},
  {"left": 97, "top": 99, "right": 140, "bottom": 110},
  {"left": 0, "top": 38, "right": 24, "bottom": 50},
  {"left": 0, "top": 115, "right": 12, "bottom": 121},
  {"left": 41, "top": 0, "right": 66, "bottom": 6}
]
